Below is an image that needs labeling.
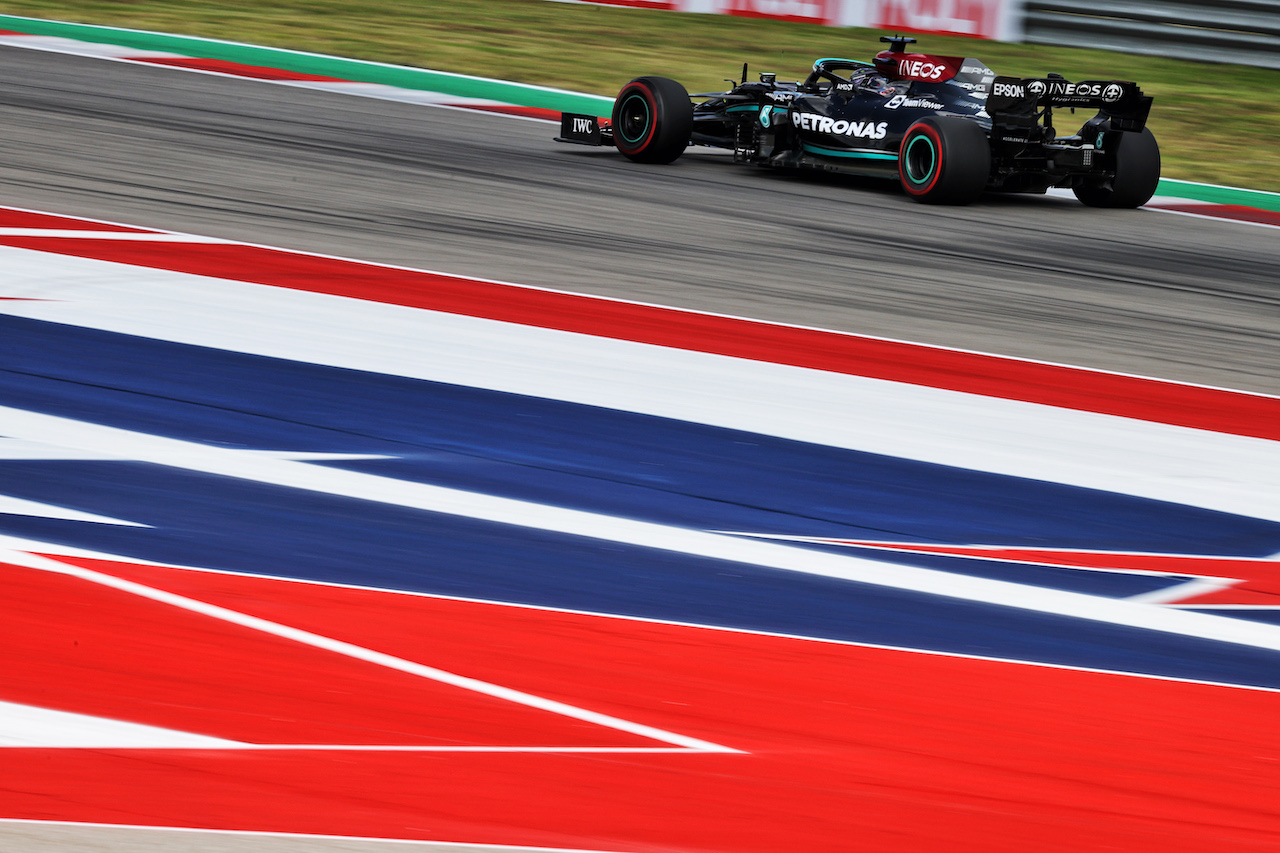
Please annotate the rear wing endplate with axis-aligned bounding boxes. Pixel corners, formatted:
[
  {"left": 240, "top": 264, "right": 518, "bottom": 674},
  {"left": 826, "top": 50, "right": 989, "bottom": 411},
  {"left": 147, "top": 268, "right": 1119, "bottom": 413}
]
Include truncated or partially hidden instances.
[{"left": 987, "top": 77, "right": 1152, "bottom": 132}]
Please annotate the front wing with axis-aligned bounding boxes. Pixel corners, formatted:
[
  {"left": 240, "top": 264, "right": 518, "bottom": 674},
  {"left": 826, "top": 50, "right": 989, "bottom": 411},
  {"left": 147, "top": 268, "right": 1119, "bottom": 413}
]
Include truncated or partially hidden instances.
[{"left": 557, "top": 113, "right": 613, "bottom": 147}]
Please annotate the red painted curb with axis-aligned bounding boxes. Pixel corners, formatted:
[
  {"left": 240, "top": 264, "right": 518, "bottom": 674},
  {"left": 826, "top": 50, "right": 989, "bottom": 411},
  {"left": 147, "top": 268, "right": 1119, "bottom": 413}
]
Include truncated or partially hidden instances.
[{"left": 2, "top": 206, "right": 1276, "bottom": 442}]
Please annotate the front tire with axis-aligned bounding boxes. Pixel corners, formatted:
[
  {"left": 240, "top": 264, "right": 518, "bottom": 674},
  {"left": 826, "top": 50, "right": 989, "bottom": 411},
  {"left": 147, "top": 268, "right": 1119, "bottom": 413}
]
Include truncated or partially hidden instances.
[
  {"left": 1073, "top": 127, "right": 1161, "bottom": 208},
  {"left": 898, "top": 116, "right": 990, "bottom": 205},
  {"left": 612, "top": 77, "right": 693, "bottom": 164}
]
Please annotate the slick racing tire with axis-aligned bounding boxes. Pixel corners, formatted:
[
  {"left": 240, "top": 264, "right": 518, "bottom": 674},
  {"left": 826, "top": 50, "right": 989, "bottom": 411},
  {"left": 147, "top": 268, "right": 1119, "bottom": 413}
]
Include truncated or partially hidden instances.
[
  {"left": 612, "top": 76, "right": 694, "bottom": 164},
  {"left": 1072, "top": 127, "right": 1161, "bottom": 209},
  {"left": 898, "top": 116, "right": 990, "bottom": 205}
]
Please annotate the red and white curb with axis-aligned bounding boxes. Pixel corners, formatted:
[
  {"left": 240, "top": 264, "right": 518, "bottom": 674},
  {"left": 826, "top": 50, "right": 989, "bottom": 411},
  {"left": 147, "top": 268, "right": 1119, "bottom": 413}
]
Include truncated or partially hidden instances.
[{"left": 1142, "top": 195, "right": 1280, "bottom": 229}]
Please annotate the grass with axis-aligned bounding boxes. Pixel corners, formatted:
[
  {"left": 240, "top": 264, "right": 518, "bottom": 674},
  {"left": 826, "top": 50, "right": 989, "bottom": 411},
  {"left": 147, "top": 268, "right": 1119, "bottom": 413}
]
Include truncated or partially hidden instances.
[{"left": 3, "top": 0, "right": 1278, "bottom": 191}]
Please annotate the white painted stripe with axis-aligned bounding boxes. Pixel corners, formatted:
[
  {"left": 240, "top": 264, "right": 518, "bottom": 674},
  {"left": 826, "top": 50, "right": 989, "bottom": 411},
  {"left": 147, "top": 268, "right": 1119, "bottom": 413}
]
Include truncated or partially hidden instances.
[
  {"left": 0, "top": 438, "right": 121, "bottom": 460},
  {"left": 717, "top": 533, "right": 1243, "bottom": 580},
  {"left": 11, "top": 203, "right": 1270, "bottom": 399},
  {"left": 3, "top": 246, "right": 1277, "bottom": 524},
  {"left": 1125, "top": 579, "right": 1233, "bottom": 605},
  {"left": 0, "top": 493, "right": 147, "bottom": 526},
  {"left": 0, "top": 818, "right": 624, "bottom": 852},
  {"left": 0, "top": 700, "right": 246, "bottom": 748},
  {"left": 1145, "top": 198, "right": 1219, "bottom": 209},
  {"left": 0, "top": 438, "right": 389, "bottom": 464},
  {"left": 0, "top": 534, "right": 173, "bottom": 566},
  {"left": 1142, "top": 207, "right": 1280, "bottom": 231},
  {"left": 283, "top": 80, "right": 535, "bottom": 110},
  {"left": 3, "top": 548, "right": 739, "bottom": 754},
  {"left": 8, "top": 532, "right": 1280, "bottom": 694},
  {"left": 5, "top": 408, "right": 1280, "bottom": 655},
  {"left": 0, "top": 33, "right": 183, "bottom": 59},
  {"left": 0, "top": 229, "right": 229, "bottom": 241}
]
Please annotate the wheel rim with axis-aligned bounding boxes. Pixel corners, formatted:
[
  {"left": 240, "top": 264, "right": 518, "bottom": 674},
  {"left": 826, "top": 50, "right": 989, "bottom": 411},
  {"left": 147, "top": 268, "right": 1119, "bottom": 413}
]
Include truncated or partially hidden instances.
[
  {"left": 617, "top": 92, "right": 652, "bottom": 145},
  {"left": 903, "top": 134, "right": 937, "bottom": 186}
]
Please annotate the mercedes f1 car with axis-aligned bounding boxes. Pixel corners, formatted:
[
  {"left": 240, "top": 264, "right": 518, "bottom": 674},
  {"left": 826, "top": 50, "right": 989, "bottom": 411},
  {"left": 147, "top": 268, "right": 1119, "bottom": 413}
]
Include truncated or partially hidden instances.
[{"left": 555, "top": 36, "right": 1159, "bottom": 207}]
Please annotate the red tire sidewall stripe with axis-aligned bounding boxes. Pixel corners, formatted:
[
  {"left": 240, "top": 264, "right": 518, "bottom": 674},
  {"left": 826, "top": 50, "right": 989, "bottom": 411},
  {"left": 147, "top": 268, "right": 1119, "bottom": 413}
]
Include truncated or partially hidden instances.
[
  {"left": 616, "top": 82, "right": 659, "bottom": 154},
  {"left": 901, "top": 123, "right": 944, "bottom": 197}
]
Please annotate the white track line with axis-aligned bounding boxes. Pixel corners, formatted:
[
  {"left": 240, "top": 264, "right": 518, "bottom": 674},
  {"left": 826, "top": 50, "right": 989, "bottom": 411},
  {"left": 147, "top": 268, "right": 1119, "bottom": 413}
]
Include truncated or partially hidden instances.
[
  {"left": 6, "top": 406, "right": 1280, "bottom": 656},
  {"left": 0, "top": 228, "right": 230, "bottom": 241},
  {"left": 1125, "top": 579, "right": 1233, "bottom": 605},
  {"left": 10, "top": 533, "right": 1280, "bottom": 694},
  {"left": 4, "top": 549, "right": 740, "bottom": 754},
  {"left": 0, "top": 819, "right": 624, "bottom": 852},
  {"left": 0, "top": 700, "right": 247, "bottom": 749}
]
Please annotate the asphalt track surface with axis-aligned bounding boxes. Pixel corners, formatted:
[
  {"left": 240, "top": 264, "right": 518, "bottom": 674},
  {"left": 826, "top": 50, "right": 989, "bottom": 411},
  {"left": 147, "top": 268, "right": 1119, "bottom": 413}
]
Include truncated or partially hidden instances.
[
  {"left": 2, "top": 43, "right": 1279, "bottom": 853},
  {"left": 1, "top": 45, "right": 1278, "bottom": 396}
]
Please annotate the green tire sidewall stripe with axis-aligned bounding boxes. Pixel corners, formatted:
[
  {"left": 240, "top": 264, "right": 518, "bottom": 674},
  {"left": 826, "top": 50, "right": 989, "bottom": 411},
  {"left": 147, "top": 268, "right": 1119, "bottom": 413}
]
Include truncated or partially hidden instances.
[
  {"left": 903, "top": 134, "right": 936, "bottom": 185},
  {"left": 616, "top": 92, "right": 651, "bottom": 144},
  {"left": 2, "top": 15, "right": 1278, "bottom": 211}
]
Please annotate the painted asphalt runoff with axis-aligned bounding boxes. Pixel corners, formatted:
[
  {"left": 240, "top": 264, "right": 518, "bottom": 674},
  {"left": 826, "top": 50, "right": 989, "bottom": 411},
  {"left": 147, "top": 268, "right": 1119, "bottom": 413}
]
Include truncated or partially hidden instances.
[{"left": 1, "top": 32, "right": 1278, "bottom": 853}]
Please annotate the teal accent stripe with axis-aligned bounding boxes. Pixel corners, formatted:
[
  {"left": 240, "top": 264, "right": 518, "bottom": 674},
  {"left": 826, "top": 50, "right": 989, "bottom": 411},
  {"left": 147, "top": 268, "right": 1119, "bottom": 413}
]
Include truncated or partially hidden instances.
[
  {"left": 802, "top": 144, "right": 898, "bottom": 161},
  {"left": 726, "top": 105, "right": 761, "bottom": 113},
  {"left": 812, "top": 57, "right": 873, "bottom": 68},
  {"left": 0, "top": 14, "right": 614, "bottom": 116},
  {"left": 1155, "top": 178, "right": 1280, "bottom": 214}
]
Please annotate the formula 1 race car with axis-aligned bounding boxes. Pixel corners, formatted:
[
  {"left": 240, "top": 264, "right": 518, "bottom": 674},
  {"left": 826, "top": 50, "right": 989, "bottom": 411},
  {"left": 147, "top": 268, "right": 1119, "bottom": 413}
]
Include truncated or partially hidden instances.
[{"left": 556, "top": 36, "right": 1159, "bottom": 207}]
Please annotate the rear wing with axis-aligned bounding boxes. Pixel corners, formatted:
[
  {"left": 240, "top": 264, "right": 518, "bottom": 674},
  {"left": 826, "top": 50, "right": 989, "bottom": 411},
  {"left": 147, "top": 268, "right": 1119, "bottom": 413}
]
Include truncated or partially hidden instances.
[{"left": 987, "top": 77, "right": 1153, "bottom": 133}]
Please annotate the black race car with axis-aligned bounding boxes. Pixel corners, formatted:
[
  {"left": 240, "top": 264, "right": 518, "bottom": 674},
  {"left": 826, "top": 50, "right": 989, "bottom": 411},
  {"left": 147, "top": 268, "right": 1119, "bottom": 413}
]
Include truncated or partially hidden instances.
[{"left": 556, "top": 36, "right": 1159, "bottom": 207}]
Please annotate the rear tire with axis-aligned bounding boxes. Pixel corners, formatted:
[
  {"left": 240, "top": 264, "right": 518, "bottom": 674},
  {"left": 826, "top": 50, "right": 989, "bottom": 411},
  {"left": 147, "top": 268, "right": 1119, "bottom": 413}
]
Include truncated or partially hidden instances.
[
  {"left": 898, "top": 117, "right": 990, "bottom": 205},
  {"left": 1073, "top": 127, "right": 1161, "bottom": 208},
  {"left": 612, "top": 77, "right": 693, "bottom": 164}
]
